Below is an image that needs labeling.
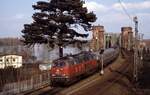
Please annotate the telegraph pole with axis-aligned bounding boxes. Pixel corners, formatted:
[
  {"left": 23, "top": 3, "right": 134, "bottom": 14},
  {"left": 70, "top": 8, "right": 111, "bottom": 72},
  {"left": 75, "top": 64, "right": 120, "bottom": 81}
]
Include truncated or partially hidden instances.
[{"left": 133, "top": 16, "right": 138, "bottom": 82}]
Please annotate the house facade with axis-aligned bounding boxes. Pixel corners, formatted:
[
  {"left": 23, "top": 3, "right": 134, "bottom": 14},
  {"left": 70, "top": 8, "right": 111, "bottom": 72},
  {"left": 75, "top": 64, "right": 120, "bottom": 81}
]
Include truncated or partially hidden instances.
[{"left": 0, "top": 55, "right": 22, "bottom": 69}]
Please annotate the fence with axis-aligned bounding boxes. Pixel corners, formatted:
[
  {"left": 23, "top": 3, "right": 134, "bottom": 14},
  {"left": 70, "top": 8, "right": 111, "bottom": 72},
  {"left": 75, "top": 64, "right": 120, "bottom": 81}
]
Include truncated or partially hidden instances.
[{"left": 0, "top": 68, "right": 51, "bottom": 95}]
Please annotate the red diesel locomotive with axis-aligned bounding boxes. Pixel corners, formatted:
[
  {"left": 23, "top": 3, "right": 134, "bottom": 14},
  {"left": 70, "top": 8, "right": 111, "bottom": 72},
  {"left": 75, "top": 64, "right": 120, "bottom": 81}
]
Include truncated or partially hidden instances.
[{"left": 50, "top": 48, "right": 119, "bottom": 85}]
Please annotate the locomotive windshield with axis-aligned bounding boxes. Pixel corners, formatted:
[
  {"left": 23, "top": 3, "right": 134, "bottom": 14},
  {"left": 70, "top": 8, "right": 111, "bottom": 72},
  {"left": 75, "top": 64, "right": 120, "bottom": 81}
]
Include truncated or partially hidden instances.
[{"left": 53, "top": 60, "right": 66, "bottom": 67}]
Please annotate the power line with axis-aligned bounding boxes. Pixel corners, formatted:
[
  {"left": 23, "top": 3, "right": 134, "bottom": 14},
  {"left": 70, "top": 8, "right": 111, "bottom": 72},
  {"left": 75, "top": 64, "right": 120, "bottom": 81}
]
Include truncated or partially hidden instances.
[
  {"left": 118, "top": 0, "right": 133, "bottom": 21},
  {"left": 118, "top": 0, "right": 144, "bottom": 38}
]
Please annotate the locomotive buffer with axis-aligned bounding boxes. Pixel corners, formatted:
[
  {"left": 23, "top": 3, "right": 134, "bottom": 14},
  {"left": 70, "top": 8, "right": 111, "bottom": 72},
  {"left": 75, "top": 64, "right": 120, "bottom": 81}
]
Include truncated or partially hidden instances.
[{"left": 99, "top": 49, "right": 104, "bottom": 75}]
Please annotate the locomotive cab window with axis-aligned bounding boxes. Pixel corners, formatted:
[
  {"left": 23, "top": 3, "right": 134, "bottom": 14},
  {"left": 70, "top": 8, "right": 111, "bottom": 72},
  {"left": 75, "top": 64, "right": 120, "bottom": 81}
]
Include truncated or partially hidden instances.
[
  {"left": 53, "top": 60, "right": 66, "bottom": 67},
  {"left": 84, "top": 54, "right": 89, "bottom": 61},
  {"left": 68, "top": 60, "right": 74, "bottom": 66},
  {"left": 74, "top": 56, "right": 80, "bottom": 64},
  {"left": 92, "top": 54, "right": 96, "bottom": 60},
  {"left": 88, "top": 54, "right": 93, "bottom": 60},
  {"left": 78, "top": 55, "right": 84, "bottom": 63},
  {"left": 74, "top": 58, "right": 79, "bottom": 64}
]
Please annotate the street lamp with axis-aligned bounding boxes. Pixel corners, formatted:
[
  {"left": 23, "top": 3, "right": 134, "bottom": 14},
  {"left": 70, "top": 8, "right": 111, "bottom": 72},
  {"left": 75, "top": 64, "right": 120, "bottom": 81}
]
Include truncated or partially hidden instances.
[{"left": 99, "top": 49, "right": 104, "bottom": 75}]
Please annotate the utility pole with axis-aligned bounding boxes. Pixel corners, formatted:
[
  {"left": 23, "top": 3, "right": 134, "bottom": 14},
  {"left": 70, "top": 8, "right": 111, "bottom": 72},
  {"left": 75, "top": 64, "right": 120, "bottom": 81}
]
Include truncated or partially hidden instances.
[{"left": 133, "top": 16, "right": 138, "bottom": 82}]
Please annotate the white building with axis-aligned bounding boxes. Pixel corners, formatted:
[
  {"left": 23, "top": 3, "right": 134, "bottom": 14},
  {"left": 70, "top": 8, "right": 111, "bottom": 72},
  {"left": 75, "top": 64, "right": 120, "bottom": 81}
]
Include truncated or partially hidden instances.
[{"left": 0, "top": 55, "right": 22, "bottom": 69}]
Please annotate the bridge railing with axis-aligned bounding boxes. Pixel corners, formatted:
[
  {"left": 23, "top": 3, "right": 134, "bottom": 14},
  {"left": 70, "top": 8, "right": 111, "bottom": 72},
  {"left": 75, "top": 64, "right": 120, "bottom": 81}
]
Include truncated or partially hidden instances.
[{"left": 0, "top": 71, "right": 51, "bottom": 95}]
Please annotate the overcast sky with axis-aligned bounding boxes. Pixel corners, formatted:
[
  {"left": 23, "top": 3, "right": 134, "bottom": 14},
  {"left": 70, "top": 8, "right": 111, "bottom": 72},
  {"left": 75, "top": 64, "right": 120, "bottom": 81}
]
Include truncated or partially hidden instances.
[{"left": 0, "top": 0, "right": 150, "bottom": 39}]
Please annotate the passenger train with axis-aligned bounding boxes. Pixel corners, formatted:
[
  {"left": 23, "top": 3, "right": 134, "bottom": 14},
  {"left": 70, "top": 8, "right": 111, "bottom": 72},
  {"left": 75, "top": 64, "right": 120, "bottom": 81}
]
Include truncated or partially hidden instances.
[{"left": 50, "top": 47, "right": 119, "bottom": 85}]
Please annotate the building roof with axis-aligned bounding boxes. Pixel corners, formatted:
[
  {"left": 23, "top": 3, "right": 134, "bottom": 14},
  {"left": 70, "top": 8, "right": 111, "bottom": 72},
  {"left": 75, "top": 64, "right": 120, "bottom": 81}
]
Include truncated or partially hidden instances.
[{"left": 0, "top": 53, "right": 22, "bottom": 57}]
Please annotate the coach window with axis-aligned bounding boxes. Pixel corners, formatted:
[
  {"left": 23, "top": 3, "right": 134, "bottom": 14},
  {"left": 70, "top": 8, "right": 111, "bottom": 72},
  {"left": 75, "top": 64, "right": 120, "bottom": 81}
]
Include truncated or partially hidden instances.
[
  {"left": 88, "top": 54, "right": 92, "bottom": 60},
  {"left": 82, "top": 54, "right": 85, "bottom": 62},
  {"left": 75, "top": 56, "right": 79, "bottom": 63},
  {"left": 70, "top": 57, "right": 75, "bottom": 65},
  {"left": 74, "top": 58, "right": 78, "bottom": 64},
  {"left": 91, "top": 54, "right": 94, "bottom": 59},
  {"left": 83, "top": 54, "right": 86, "bottom": 61},
  {"left": 88, "top": 54, "right": 91, "bottom": 60},
  {"left": 74, "top": 61, "right": 77, "bottom": 65},
  {"left": 85, "top": 54, "right": 89, "bottom": 61},
  {"left": 93, "top": 54, "right": 95, "bottom": 59}
]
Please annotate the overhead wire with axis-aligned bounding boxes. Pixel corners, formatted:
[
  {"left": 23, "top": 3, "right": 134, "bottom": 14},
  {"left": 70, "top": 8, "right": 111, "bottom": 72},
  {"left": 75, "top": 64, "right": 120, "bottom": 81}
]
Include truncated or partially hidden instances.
[
  {"left": 118, "top": 0, "right": 144, "bottom": 38},
  {"left": 118, "top": 0, "right": 133, "bottom": 21}
]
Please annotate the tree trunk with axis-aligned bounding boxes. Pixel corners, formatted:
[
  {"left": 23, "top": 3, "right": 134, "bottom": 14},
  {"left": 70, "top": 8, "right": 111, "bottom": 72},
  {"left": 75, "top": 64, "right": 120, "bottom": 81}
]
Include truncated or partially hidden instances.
[{"left": 59, "top": 46, "right": 63, "bottom": 58}]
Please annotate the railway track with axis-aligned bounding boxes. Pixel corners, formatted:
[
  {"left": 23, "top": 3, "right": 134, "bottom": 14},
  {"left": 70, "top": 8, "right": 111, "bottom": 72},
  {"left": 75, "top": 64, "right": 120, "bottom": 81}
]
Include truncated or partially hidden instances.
[
  {"left": 20, "top": 52, "right": 130, "bottom": 95},
  {"left": 18, "top": 84, "right": 51, "bottom": 95},
  {"left": 97, "top": 52, "right": 134, "bottom": 95},
  {"left": 58, "top": 52, "right": 133, "bottom": 95},
  {"left": 19, "top": 86, "right": 64, "bottom": 95},
  {"left": 94, "top": 61, "right": 132, "bottom": 95}
]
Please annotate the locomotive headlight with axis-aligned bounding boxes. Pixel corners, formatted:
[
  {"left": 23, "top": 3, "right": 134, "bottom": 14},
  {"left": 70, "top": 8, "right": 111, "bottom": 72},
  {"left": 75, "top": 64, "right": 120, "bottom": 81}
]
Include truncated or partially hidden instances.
[
  {"left": 52, "top": 74, "right": 56, "bottom": 77},
  {"left": 65, "top": 76, "right": 69, "bottom": 78},
  {"left": 62, "top": 74, "right": 69, "bottom": 78}
]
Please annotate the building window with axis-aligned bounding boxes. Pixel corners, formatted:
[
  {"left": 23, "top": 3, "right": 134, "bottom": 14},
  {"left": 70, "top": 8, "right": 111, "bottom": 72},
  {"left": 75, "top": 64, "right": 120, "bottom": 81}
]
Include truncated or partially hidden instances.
[
  {"left": 13, "top": 58, "right": 15, "bottom": 62},
  {"left": 0, "top": 59, "right": 2, "bottom": 62}
]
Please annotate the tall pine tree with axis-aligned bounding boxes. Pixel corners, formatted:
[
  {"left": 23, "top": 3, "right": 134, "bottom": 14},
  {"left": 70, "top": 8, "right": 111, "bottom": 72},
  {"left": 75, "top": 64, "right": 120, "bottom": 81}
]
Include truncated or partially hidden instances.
[{"left": 22, "top": 0, "right": 96, "bottom": 57}]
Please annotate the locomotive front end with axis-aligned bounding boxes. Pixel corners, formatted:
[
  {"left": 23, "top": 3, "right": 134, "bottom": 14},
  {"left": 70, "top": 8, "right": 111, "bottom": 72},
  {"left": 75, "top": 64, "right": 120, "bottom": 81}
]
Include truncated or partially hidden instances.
[{"left": 50, "top": 59, "right": 71, "bottom": 85}]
